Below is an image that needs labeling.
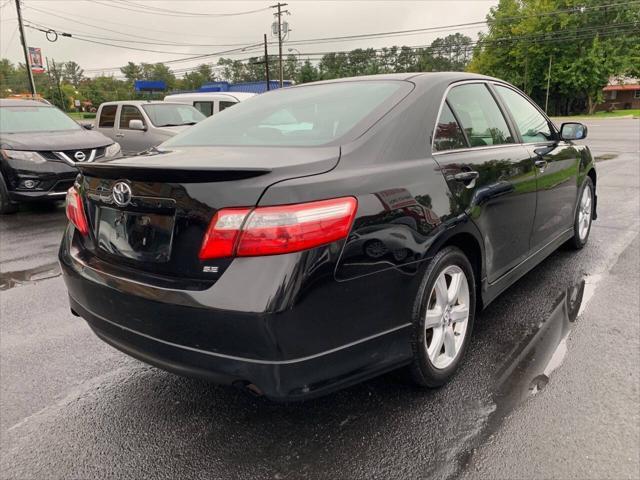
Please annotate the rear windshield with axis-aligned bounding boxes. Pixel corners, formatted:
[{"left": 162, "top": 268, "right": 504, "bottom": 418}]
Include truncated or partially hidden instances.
[
  {"left": 162, "top": 81, "right": 409, "bottom": 147},
  {"left": 141, "top": 104, "right": 206, "bottom": 127},
  {"left": 0, "top": 105, "right": 81, "bottom": 133}
]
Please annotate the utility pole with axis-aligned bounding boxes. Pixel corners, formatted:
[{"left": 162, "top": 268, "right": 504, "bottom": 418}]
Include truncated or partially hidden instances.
[
  {"left": 271, "top": 2, "right": 288, "bottom": 88},
  {"left": 15, "top": 0, "right": 36, "bottom": 96},
  {"left": 264, "top": 33, "right": 270, "bottom": 91},
  {"left": 544, "top": 55, "right": 552, "bottom": 114}
]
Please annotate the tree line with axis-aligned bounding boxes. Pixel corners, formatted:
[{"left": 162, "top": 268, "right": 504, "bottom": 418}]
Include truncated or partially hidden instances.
[{"left": 1, "top": 0, "right": 639, "bottom": 115}]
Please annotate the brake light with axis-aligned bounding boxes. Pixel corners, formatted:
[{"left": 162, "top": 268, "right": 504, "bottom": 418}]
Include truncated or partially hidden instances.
[
  {"left": 199, "top": 197, "right": 357, "bottom": 260},
  {"left": 65, "top": 187, "right": 89, "bottom": 235}
]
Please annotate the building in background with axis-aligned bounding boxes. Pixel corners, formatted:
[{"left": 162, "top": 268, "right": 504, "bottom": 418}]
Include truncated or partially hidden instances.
[{"left": 599, "top": 76, "right": 640, "bottom": 111}]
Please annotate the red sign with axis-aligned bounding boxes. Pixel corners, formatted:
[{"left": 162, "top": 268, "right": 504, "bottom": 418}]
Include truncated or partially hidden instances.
[{"left": 28, "top": 47, "right": 44, "bottom": 73}]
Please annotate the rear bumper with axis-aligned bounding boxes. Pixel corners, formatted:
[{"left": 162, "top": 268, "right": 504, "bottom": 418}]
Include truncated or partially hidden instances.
[{"left": 59, "top": 228, "right": 417, "bottom": 400}]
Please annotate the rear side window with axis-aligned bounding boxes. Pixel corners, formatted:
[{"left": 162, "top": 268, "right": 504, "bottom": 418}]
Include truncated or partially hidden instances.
[
  {"left": 447, "top": 84, "right": 514, "bottom": 147},
  {"left": 99, "top": 105, "right": 117, "bottom": 128},
  {"left": 219, "top": 100, "right": 236, "bottom": 112},
  {"left": 433, "top": 102, "right": 468, "bottom": 152},
  {"left": 162, "top": 81, "right": 410, "bottom": 147},
  {"left": 193, "top": 101, "right": 213, "bottom": 116},
  {"left": 119, "top": 105, "right": 145, "bottom": 129},
  {"left": 494, "top": 85, "right": 553, "bottom": 143}
]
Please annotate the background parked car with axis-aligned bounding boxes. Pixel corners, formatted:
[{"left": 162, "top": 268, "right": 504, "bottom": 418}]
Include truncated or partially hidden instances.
[
  {"left": 163, "top": 92, "right": 255, "bottom": 117},
  {"left": 0, "top": 99, "right": 120, "bottom": 214},
  {"left": 94, "top": 100, "right": 205, "bottom": 155}
]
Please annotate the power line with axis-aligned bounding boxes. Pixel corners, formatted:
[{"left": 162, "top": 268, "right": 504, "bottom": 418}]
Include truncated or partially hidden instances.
[{"left": 96, "top": 0, "right": 270, "bottom": 18}]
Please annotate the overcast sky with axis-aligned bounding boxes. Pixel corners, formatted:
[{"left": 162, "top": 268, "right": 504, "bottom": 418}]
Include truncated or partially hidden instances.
[{"left": 1, "top": 0, "right": 497, "bottom": 77}]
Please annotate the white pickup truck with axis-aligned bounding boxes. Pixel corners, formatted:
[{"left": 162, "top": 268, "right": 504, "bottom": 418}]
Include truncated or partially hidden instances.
[{"left": 94, "top": 100, "right": 205, "bottom": 155}]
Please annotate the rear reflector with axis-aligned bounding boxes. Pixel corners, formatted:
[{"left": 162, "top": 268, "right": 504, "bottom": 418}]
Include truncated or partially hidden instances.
[
  {"left": 199, "top": 197, "right": 357, "bottom": 260},
  {"left": 65, "top": 187, "right": 89, "bottom": 235}
]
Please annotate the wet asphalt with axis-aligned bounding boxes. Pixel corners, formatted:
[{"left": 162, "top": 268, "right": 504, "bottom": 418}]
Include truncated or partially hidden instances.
[{"left": 1, "top": 118, "right": 638, "bottom": 480}]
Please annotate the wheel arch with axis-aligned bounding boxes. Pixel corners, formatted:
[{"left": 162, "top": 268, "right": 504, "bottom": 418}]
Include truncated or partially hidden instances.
[{"left": 428, "top": 221, "right": 486, "bottom": 310}]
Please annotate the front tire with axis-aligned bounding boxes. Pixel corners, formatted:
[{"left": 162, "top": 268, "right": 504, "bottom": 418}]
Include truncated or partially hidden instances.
[
  {"left": 568, "top": 177, "right": 594, "bottom": 250},
  {"left": 408, "top": 246, "right": 476, "bottom": 388},
  {"left": 0, "top": 174, "right": 18, "bottom": 215}
]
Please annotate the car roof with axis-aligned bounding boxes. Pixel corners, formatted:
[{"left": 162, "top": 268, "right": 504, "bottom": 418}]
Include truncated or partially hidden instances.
[
  {"left": 0, "top": 98, "right": 52, "bottom": 107},
  {"left": 291, "top": 71, "right": 498, "bottom": 87},
  {"left": 99, "top": 100, "right": 182, "bottom": 106},
  {"left": 164, "top": 92, "right": 255, "bottom": 101}
]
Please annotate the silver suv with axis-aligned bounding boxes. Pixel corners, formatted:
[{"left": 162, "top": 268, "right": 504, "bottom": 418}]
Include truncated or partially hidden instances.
[{"left": 95, "top": 101, "right": 205, "bottom": 155}]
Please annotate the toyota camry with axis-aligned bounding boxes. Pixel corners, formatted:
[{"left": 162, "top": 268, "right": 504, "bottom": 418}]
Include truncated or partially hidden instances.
[{"left": 59, "top": 73, "right": 596, "bottom": 400}]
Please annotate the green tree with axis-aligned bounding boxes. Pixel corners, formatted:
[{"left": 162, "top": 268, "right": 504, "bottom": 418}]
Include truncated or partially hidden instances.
[
  {"left": 62, "top": 61, "right": 85, "bottom": 87},
  {"left": 468, "top": 0, "right": 640, "bottom": 114}
]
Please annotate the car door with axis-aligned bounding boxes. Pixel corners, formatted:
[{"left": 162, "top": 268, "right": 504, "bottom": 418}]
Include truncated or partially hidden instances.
[
  {"left": 96, "top": 104, "right": 118, "bottom": 142},
  {"left": 433, "top": 82, "right": 537, "bottom": 283},
  {"left": 115, "top": 105, "right": 151, "bottom": 155},
  {"left": 492, "top": 84, "right": 579, "bottom": 251}
]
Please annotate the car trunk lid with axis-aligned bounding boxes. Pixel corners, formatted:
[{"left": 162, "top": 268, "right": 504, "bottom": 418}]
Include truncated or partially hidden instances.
[{"left": 76, "top": 145, "right": 340, "bottom": 282}]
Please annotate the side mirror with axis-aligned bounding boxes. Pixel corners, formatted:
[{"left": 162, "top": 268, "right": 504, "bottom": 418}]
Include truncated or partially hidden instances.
[
  {"left": 129, "top": 119, "right": 146, "bottom": 131},
  {"left": 81, "top": 123, "right": 93, "bottom": 130},
  {"left": 560, "top": 122, "right": 587, "bottom": 141}
]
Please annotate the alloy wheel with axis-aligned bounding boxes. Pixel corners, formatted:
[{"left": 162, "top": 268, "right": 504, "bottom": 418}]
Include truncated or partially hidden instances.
[
  {"left": 424, "top": 265, "right": 470, "bottom": 369},
  {"left": 578, "top": 184, "right": 593, "bottom": 241}
]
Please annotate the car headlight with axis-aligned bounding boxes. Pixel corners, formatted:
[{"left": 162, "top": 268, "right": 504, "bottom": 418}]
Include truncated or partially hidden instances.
[
  {"left": 0, "top": 149, "right": 47, "bottom": 164},
  {"left": 104, "top": 142, "right": 121, "bottom": 159}
]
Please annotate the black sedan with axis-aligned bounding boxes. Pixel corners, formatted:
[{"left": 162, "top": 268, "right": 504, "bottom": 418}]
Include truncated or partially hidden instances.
[
  {"left": 59, "top": 73, "right": 596, "bottom": 400},
  {"left": 0, "top": 99, "right": 121, "bottom": 213}
]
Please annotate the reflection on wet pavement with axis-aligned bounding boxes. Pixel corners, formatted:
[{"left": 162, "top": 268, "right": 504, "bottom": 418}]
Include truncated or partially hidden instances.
[
  {"left": 452, "top": 274, "right": 602, "bottom": 477},
  {"left": 0, "top": 262, "right": 61, "bottom": 291}
]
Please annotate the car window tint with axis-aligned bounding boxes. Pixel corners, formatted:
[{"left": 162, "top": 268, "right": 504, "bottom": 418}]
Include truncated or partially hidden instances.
[
  {"left": 494, "top": 85, "right": 553, "bottom": 143},
  {"left": 98, "top": 105, "right": 117, "bottom": 128},
  {"left": 193, "top": 101, "right": 213, "bottom": 117},
  {"left": 119, "top": 105, "right": 145, "bottom": 129},
  {"left": 433, "top": 102, "right": 468, "bottom": 151},
  {"left": 0, "top": 105, "right": 81, "bottom": 133},
  {"left": 142, "top": 104, "right": 206, "bottom": 127},
  {"left": 219, "top": 101, "right": 236, "bottom": 112},
  {"left": 162, "top": 81, "right": 409, "bottom": 147},
  {"left": 446, "top": 84, "right": 514, "bottom": 147}
]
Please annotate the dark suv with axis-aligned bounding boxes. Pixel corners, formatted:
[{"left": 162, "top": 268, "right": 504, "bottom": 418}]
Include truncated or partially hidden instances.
[{"left": 0, "top": 99, "right": 121, "bottom": 213}]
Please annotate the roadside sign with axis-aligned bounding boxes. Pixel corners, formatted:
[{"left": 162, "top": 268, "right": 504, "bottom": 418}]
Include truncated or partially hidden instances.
[
  {"left": 74, "top": 99, "right": 81, "bottom": 107},
  {"left": 28, "top": 47, "right": 44, "bottom": 73}
]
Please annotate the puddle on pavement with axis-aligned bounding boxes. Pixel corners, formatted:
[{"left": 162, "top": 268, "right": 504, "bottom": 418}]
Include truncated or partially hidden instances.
[
  {"left": 444, "top": 274, "right": 602, "bottom": 479},
  {"left": 0, "top": 262, "right": 62, "bottom": 291}
]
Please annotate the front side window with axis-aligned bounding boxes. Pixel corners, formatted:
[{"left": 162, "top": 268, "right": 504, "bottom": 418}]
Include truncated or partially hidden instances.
[
  {"left": 99, "top": 105, "right": 117, "bottom": 128},
  {"left": 162, "top": 81, "right": 410, "bottom": 147},
  {"left": 433, "top": 102, "right": 467, "bottom": 152},
  {"left": 494, "top": 85, "right": 553, "bottom": 143},
  {"left": 446, "top": 83, "right": 514, "bottom": 147},
  {"left": 119, "top": 105, "right": 145, "bottom": 129},
  {"left": 193, "top": 101, "right": 213, "bottom": 117},
  {"left": 0, "top": 105, "right": 82, "bottom": 133},
  {"left": 141, "top": 104, "right": 205, "bottom": 127},
  {"left": 219, "top": 100, "right": 236, "bottom": 112}
]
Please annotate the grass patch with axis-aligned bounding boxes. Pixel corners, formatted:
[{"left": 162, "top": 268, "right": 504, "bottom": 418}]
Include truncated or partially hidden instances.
[
  {"left": 67, "top": 112, "right": 96, "bottom": 120},
  {"left": 594, "top": 153, "right": 619, "bottom": 162},
  {"left": 554, "top": 109, "right": 640, "bottom": 120}
]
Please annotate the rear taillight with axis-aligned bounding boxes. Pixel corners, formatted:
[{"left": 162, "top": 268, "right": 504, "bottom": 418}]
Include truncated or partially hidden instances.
[
  {"left": 65, "top": 187, "right": 89, "bottom": 235},
  {"left": 199, "top": 197, "right": 357, "bottom": 260}
]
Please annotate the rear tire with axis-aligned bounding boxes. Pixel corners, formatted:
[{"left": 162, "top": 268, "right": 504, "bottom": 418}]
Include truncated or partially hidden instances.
[
  {"left": 0, "top": 174, "right": 18, "bottom": 215},
  {"left": 408, "top": 246, "right": 476, "bottom": 388},
  {"left": 568, "top": 177, "right": 594, "bottom": 250}
]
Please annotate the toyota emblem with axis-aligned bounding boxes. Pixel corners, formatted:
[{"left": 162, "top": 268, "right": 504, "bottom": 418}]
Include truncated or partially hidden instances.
[
  {"left": 112, "top": 181, "right": 132, "bottom": 207},
  {"left": 74, "top": 151, "right": 87, "bottom": 162}
]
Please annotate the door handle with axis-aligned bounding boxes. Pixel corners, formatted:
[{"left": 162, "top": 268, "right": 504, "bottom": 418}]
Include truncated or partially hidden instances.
[{"left": 453, "top": 171, "right": 479, "bottom": 182}]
